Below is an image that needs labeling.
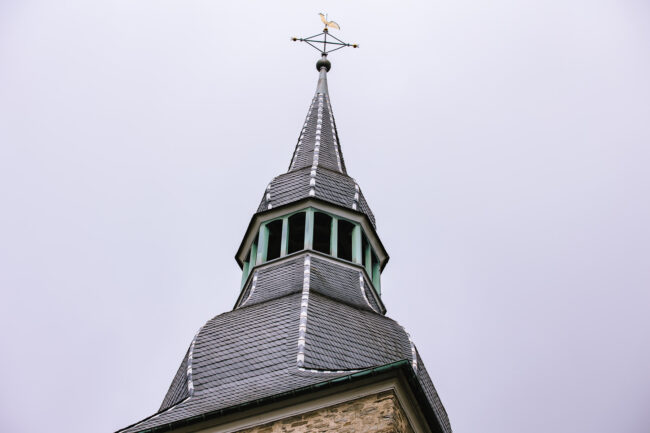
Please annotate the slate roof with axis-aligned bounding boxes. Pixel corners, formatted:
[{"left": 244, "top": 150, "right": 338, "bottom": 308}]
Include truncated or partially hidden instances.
[
  {"left": 116, "top": 63, "right": 451, "bottom": 433},
  {"left": 118, "top": 253, "right": 451, "bottom": 433},
  {"left": 257, "top": 68, "right": 376, "bottom": 227},
  {"left": 236, "top": 255, "right": 383, "bottom": 314}
]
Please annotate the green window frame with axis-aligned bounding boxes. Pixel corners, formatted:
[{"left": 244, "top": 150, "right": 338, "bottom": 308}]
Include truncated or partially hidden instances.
[{"left": 241, "top": 207, "right": 382, "bottom": 295}]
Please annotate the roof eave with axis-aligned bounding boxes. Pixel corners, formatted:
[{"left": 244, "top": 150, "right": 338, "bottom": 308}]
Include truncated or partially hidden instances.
[{"left": 121, "top": 360, "right": 445, "bottom": 433}]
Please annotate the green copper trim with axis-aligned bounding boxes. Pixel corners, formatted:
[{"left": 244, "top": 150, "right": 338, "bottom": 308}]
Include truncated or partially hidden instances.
[
  {"left": 352, "top": 224, "right": 362, "bottom": 264},
  {"left": 372, "top": 262, "right": 381, "bottom": 296},
  {"left": 364, "top": 241, "right": 372, "bottom": 276},
  {"left": 330, "top": 217, "right": 338, "bottom": 257},
  {"left": 240, "top": 242, "right": 258, "bottom": 289},
  {"left": 304, "top": 208, "right": 314, "bottom": 250},
  {"left": 280, "top": 217, "right": 289, "bottom": 257},
  {"left": 234, "top": 198, "right": 389, "bottom": 273},
  {"left": 256, "top": 224, "right": 268, "bottom": 264},
  {"left": 249, "top": 242, "right": 257, "bottom": 268},
  {"left": 240, "top": 206, "right": 383, "bottom": 296},
  {"left": 240, "top": 261, "right": 250, "bottom": 288}
]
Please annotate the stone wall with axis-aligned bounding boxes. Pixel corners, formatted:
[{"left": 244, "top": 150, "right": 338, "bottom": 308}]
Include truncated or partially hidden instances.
[{"left": 236, "top": 390, "right": 414, "bottom": 433}]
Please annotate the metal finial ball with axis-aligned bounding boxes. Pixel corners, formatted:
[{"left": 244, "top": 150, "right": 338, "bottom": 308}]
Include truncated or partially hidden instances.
[{"left": 316, "top": 57, "right": 331, "bottom": 72}]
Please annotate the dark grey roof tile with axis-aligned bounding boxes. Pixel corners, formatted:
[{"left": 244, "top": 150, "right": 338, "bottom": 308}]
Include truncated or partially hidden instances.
[
  {"left": 253, "top": 87, "right": 376, "bottom": 227},
  {"left": 309, "top": 256, "right": 377, "bottom": 312},
  {"left": 302, "top": 293, "right": 410, "bottom": 371},
  {"left": 415, "top": 349, "right": 453, "bottom": 433},
  {"left": 159, "top": 348, "right": 190, "bottom": 411},
  {"left": 118, "top": 277, "right": 450, "bottom": 433}
]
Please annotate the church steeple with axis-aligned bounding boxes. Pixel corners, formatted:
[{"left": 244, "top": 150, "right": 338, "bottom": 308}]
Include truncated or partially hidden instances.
[
  {"left": 117, "top": 21, "right": 452, "bottom": 433},
  {"left": 238, "top": 55, "right": 386, "bottom": 300}
]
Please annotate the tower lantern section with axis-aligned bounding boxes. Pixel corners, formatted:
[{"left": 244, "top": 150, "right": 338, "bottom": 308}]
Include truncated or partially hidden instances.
[{"left": 236, "top": 203, "right": 387, "bottom": 296}]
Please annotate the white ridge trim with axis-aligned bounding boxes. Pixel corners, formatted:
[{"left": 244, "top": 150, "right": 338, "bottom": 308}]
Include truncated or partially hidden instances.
[
  {"left": 297, "top": 255, "right": 311, "bottom": 366},
  {"left": 187, "top": 324, "right": 205, "bottom": 395},
  {"left": 295, "top": 262, "right": 379, "bottom": 373},
  {"left": 298, "top": 367, "right": 362, "bottom": 374},
  {"left": 241, "top": 271, "right": 259, "bottom": 307},
  {"left": 325, "top": 95, "right": 343, "bottom": 173},
  {"left": 265, "top": 183, "right": 273, "bottom": 210},
  {"left": 358, "top": 272, "right": 379, "bottom": 313},
  {"left": 352, "top": 183, "right": 360, "bottom": 210},
  {"left": 290, "top": 96, "right": 317, "bottom": 171},
  {"left": 308, "top": 95, "right": 324, "bottom": 197},
  {"left": 140, "top": 322, "right": 206, "bottom": 424},
  {"left": 404, "top": 330, "right": 418, "bottom": 372}
]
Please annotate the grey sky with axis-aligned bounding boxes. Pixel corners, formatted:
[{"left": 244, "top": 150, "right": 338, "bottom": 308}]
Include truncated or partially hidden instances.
[{"left": 1, "top": 1, "right": 649, "bottom": 432}]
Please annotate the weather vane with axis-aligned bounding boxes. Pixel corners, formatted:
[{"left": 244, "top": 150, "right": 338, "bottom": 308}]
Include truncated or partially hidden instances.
[{"left": 291, "top": 13, "right": 359, "bottom": 55}]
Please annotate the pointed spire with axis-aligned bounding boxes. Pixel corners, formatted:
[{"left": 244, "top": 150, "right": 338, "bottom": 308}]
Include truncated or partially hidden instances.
[
  {"left": 316, "top": 66, "right": 329, "bottom": 95},
  {"left": 257, "top": 53, "right": 377, "bottom": 229},
  {"left": 288, "top": 56, "right": 346, "bottom": 174}
]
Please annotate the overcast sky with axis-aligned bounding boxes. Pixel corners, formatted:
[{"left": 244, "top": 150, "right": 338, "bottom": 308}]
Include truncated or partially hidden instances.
[{"left": 1, "top": 1, "right": 649, "bottom": 432}]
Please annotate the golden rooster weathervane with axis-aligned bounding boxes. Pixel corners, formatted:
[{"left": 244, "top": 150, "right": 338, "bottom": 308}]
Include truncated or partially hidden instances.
[
  {"left": 319, "top": 13, "right": 340, "bottom": 31},
  {"left": 292, "top": 13, "right": 358, "bottom": 56}
]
